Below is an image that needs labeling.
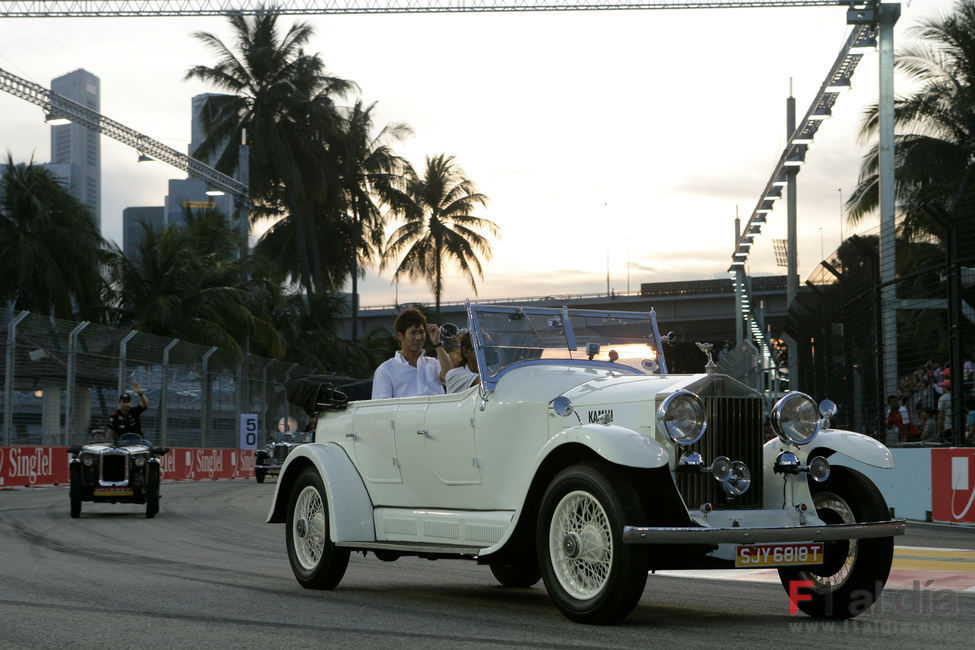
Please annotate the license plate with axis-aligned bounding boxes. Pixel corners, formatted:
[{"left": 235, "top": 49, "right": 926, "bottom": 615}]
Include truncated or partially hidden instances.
[
  {"left": 735, "top": 542, "right": 824, "bottom": 568},
  {"left": 94, "top": 487, "right": 133, "bottom": 497}
]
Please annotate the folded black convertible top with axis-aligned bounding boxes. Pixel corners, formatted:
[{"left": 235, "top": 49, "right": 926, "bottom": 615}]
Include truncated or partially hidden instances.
[{"left": 285, "top": 374, "right": 373, "bottom": 416}]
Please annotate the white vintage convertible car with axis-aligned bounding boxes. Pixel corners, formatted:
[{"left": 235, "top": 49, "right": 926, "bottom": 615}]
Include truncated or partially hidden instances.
[{"left": 267, "top": 303, "right": 904, "bottom": 624}]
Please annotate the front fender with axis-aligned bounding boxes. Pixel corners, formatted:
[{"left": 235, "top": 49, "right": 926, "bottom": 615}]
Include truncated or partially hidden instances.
[
  {"left": 764, "top": 429, "right": 896, "bottom": 469},
  {"left": 809, "top": 429, "right": 896, "bottom": 468},
  {"left": 478, "top": 423, "right": 669, "bottom": 557},
  {"left": 539, "top": 423, "right": 669, "bottom": 470},
  {"left": 265, "top": 442, "right": 375, "bottom": 544}
]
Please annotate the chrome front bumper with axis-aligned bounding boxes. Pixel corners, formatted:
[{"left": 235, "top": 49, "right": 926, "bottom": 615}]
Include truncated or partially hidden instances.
[{"left": 622, "top": 520, "right": 906, "bottom": 544}]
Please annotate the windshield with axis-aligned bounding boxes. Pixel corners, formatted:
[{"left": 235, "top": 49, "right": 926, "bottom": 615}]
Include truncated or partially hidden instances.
[{"left": 467, "top": 304, "right": 666, "bottom": 391}]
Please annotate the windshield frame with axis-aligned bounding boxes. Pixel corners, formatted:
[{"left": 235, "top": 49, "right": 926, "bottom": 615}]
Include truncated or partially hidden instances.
[{"left": 465, "top": 301, "right": 667, "bottom": 394}]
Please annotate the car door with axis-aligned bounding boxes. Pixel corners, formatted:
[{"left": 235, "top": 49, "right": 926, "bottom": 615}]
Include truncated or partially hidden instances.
[
  {"left": 351, "top": 401, "right": 401, "bottom": 485},
  {"left": 419, "top": 391, "right": 481, "bottom": 487}
]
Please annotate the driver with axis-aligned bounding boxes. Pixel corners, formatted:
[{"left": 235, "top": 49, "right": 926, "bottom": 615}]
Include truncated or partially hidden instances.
[
  {"left": 372, "top": 308, "right": 452, "bottom": 399},
  {"left": 107, "top": 382, "right": 148, "bottom": 441}
]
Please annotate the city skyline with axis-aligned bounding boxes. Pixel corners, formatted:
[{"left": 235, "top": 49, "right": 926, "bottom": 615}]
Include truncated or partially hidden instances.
[{"left": 0, "top": 2, "right": 958, "bottom": 307}]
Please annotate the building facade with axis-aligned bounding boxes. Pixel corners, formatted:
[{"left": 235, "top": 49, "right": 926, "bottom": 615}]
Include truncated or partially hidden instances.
[
  {"left": 122, "top": 206, "right": 165, "bottom": 262},
  {"left": 50, "top": 69, "right": 100, "bottom": 232}
]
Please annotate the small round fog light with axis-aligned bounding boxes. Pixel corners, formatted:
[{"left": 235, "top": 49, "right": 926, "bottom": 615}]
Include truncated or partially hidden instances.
[
  {"left": 82, "top": 455, "right": 94, "bottom": 467},
  {"left": 134, "top": 456, "right": 146, "bottom": 467},
  {"left": 722, "top": 460, "right": 751, "bottom": 497},
  {"left": 808, "top": 456, "right": 830, "bottom": 482},
  {"left": 711, "top": 456, "right": 732, "bottom": 482}
]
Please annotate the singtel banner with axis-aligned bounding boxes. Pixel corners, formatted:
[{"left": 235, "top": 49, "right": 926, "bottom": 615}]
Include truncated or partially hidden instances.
[{"left": 0, "top": 446, "right": 256, "bottom": 487}]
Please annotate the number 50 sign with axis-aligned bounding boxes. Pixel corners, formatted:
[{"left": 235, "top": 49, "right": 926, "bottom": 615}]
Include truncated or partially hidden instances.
[{"left": 240, "top": 414, "right": 259, "bottom": 450}]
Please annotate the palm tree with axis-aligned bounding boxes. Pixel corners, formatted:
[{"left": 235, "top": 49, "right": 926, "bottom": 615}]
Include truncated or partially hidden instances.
[
  {"left": 109, "top": 206, "right": 281, "bottom": 359},
  {"left": 184, "top": 9, "right": 355, "bottom": 293},
  {"left": 382, "top": 154, "right": 499, "bottom": 316},
  {"left": 334, "top": 99, "right": 413, "bottom": 342},
  {"left": 0, "top": 154, "right": 106, "bottom": 320},
  {"left": 846, "top": 0, "right": 975, "bottom": 239}
]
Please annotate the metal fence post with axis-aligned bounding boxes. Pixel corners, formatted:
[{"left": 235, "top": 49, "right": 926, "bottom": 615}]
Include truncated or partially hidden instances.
[
  {"left": 64, "top": 321, "right": 90, "bottom": 445},
  {"left": 159, "top": 338, "right": 179, "bottom": 447},
  {"left": 260, "top": 359, "right": 272, "bottom": 434},
  {"left": 284, "top": 363, "right": 297, "bottom": 422},
  {"left": 877, "top": 2, "right": 900, "bottom": 399},
  {"left": 200, "top": 347, "right": 217, "bottom": 449},
  {"left": 117, "top": 330, "right": 138, "bottom": 397},
  {"left": 3, "top": 311, "right": 29, "bottom": 446}
]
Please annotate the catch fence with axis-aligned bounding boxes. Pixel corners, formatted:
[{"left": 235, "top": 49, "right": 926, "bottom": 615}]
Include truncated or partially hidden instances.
[
  {"left": 788, "top": 195, "right": 975, "bottom": 447},
  {"left": 1, "top": 312, "right": 316, "bottom": 448}
]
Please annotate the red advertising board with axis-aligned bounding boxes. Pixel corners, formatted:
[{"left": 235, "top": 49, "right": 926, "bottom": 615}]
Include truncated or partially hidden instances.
[
  {"left": 161, "top": 448, "right": 255, "bottom": 481},
  {"left": 0, "top": 446, "right": 255, "bottom": 488},
  {"left": 931, "top": 448, "right": 975, "bottom": 524},
  {"left": 0, "top": 446, "right": 69, "bottom": 487}
]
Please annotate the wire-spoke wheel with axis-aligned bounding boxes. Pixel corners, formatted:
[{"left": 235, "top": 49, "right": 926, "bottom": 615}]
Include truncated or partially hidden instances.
[
  {"left": 550, "top": 490, "right": 613, "bottom": 599},
  {"left": 537, "top": 463, "right": 649, "bottom": 624},
  {"left": 286, "top": 468, "right": 350, "bottom": 589},
  {"left": 778, "top": 467, "right": 894, "bottom": 619}
]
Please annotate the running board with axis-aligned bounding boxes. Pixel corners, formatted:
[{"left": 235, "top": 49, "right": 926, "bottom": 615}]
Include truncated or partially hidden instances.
[
  {"left": 623, "top": 519, "right": 906, "bottom": 544},
  {"left": 336, "top": 540, "right": 480, "bottom": 557}
]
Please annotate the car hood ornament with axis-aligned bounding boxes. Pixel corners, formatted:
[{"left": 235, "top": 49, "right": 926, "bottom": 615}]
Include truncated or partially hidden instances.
[{"left": 696, "top": 342, "right": 717, "bottom": 374}]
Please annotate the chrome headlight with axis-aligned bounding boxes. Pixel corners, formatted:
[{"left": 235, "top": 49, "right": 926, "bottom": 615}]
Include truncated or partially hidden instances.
[
  {"left": 657, "top": 390, "right": 707, "bottom": 446},
  {"left": 82, "top": 455, "right": 95, "bottom": 467},
  {"left": 133, "top": 456, "right": 146, "bottom": 467},
  {"left": 771, "top": 392, "right": 822, "bottom": 445}
]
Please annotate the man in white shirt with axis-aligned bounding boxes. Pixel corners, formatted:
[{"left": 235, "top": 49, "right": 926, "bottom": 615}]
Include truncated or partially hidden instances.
[
  {"left": 372, "top": 308, "right": 452, "bottom": 399},
  {"left": 446, "top": 332, "right": 480, "bottom": 393}
]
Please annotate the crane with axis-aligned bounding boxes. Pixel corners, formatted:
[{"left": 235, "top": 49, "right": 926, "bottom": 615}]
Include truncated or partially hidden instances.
[
  {"left": 0, "top": 67, "right": 248, "bottom": 201},
  {"left": 0, "top": 1, "right": 872, "bottom": 19}
]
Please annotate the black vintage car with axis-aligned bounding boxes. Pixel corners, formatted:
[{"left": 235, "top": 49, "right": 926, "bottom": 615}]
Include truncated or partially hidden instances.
[
  {"left": 67, "top": 431, "right": 170, "bottom": 518},
  {"left": 254, "top": 431, "right": 312, "bottom": 483}
]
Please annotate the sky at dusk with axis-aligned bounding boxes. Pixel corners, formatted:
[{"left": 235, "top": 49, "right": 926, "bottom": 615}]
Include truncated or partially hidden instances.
[{"left": 0, "top": 1, "right": 959, "bottom": 308}]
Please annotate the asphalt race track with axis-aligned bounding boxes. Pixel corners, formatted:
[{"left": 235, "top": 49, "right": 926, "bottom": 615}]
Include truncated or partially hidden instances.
[{"left": 1, "top": 479, "right": 972, "bottom": 648}]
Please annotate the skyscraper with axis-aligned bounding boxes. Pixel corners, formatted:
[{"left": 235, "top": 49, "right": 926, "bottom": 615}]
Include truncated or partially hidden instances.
[{"left": 50, "top": 69, "right": 100, "bottom": 233}]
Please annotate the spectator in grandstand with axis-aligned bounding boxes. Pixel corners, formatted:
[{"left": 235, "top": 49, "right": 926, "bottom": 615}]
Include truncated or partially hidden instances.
[
  {"left": 899, "top": 398, "right": 920, "bottom": 441},
  {"left": 964, "top": 355, "right": 974, "bottom": 397},
  {"left": 919, "top": 408, "right": 939, "bottom": 443},
  {"left": 965, "top": 396, "right": 975, "bottom": 445},
  {"left": 915, "top": 373, "right": 938, "bottom": 415},
  {"left": 938, "top": 379, "right": 953, "bottom": 442},
  {"left": 885, "top": 394, "right": 904, "bottom": 446}
]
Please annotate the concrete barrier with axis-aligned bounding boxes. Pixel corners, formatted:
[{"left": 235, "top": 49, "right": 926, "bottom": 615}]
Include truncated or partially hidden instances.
[{"left": 833, "top": 447, "right": 975, "bottom": 525}]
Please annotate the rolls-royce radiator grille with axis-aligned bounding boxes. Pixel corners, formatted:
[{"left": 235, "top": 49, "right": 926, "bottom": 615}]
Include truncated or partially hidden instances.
[{"left": 676, "top": 396, "right": 765, "bottom": 510}]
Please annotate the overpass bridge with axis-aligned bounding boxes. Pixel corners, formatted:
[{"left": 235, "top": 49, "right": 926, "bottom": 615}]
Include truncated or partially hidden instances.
[{"left": 342, "top": 275, "right": 794, "bottom": 369}]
